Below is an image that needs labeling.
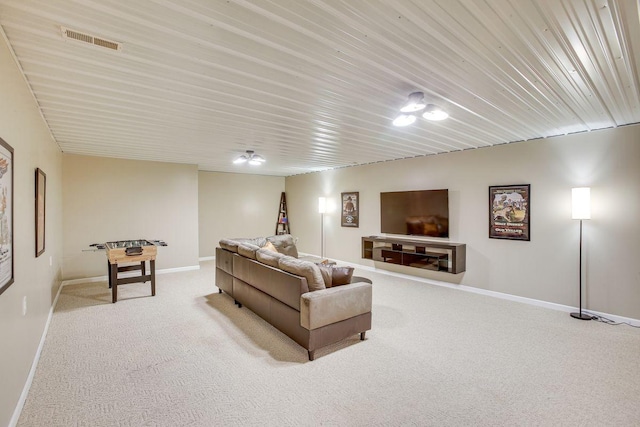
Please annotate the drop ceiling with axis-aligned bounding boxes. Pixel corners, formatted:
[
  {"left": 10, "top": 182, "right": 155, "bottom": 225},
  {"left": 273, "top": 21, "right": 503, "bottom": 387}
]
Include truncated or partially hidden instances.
[{"left": 1, "top": 0, "right": 639, "bottom": 176}]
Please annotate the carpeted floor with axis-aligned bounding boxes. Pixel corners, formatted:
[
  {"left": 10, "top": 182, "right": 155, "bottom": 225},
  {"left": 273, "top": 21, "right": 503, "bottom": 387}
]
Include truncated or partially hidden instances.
[{"left": 17, "top": 261, "right": 640, "bottom": 426}]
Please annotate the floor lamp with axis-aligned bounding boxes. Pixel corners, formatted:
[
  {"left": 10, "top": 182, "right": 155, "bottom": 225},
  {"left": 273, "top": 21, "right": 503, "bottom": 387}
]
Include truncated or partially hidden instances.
[
  {"left": 571, "top": 187, "right": 591, "bottom": 321},
  {"left": 318, "top": 197, "right": 326, "bottom": 258}
]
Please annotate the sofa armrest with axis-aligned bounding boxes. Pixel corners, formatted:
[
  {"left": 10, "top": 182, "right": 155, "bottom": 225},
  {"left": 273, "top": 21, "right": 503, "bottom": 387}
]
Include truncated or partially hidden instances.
[{"left": 300, "top": 282, "right": 372, "bottom": 330}]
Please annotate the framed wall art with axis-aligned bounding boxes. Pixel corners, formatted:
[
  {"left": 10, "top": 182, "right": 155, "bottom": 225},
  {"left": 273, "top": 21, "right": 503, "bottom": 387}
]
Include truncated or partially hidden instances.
[
  {"left": 489, "top": 184, "right": 530, "bottom": 241},
  {"left": 341, "top": 191, "right": 359, "bottom": 227},
  {"left": 36, "top": 168, "right": 46, "bottom": 257},
  {"left": 0, "top": 137, "right": 14, "bottom": 295}
]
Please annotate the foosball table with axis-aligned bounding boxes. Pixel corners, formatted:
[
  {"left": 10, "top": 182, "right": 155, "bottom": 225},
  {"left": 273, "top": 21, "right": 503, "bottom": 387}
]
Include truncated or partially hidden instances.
[{"left": 90, "top": 239, "right": 167, "bottom": 303}]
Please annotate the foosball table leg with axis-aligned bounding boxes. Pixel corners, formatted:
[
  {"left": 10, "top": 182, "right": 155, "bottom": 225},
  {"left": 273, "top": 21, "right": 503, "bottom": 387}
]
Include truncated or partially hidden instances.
[
  {"left": 111, "top": 262, "right": 118, "bottom": 303},
  {"left": 107, "top": 261, "right": 112, "bottom": 289},
  {"left": 150, "top": 259, "right": 156, "bottom": 296}
]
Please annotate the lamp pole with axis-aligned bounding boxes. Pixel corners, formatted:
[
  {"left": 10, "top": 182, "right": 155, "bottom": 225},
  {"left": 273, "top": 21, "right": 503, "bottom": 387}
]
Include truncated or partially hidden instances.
[
  {"left": 318, "top": 197, "right": 326, "bottom": 259},
  {"left": 570, "top": 188, "right": 591, "bottom": 321},
  {"left": 320, "top": 212, "right": 324, "bottom": 258}
]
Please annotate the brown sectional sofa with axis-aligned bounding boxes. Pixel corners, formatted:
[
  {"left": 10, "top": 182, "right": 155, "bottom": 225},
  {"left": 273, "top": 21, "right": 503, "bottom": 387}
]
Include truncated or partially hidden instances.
[{"left": 215, "top": 235, "right": 372, "bottom": 360}]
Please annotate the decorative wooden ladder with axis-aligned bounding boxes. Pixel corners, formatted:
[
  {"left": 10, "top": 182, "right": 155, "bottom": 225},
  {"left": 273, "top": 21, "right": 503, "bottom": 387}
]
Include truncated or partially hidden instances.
[{"left": 275, "top": 192, "right": 290, "bottom": 235}]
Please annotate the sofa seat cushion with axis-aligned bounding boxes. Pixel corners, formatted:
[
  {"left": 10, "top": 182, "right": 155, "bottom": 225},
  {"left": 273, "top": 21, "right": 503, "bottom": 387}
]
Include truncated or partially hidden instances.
[
  {"left": 278, "top": 257, "right": 325, "bottom": 291},
  {"left": 256, "top": 248, "right": 289, "bottom": 267},
  {"left": 267, "top": 234, "right": 298, "bottom": 258}
]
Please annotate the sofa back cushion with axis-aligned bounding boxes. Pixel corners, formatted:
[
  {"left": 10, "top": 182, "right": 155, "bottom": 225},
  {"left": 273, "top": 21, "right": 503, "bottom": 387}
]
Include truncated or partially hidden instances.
[
  {"left": 267, "top": 234, "right": 298, "bottom": 258},
  {"left": 246, "top": 237, "right": 268, "bottom": 247},
  {"left": 278, "top": 257, "right": 325, "bottom": 291},
  {"left": 237, "top": 242, "right": 261, "bottom": 259},
  {"left": 219, "top": 238, "right": 241, "bottom": 253},
  {"left": 256, "top": 248, "right": 289, "bottom": 267}
]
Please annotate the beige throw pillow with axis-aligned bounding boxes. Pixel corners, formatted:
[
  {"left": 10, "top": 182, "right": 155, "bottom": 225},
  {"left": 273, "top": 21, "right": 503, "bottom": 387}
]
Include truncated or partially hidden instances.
[{"left": 262, "top": 241, "right": 278, "bottom": 253}]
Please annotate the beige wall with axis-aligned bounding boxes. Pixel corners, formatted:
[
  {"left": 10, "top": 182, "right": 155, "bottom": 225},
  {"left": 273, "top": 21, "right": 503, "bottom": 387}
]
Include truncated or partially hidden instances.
[
  {"left": 286, "top": 124, "right": 640, "bottom": 320},
  {"left": 62, "top": 155, "right": 199, "bottom": 279},
  {"left": 198, "top": 171, "right": 285, "bottom": 257},
  {"left": 0, "top": 36, "right": 63, "bottom": 425}
]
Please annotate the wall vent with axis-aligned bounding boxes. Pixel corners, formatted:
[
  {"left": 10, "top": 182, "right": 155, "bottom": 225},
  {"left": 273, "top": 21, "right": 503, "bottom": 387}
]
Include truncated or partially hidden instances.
[{"left": 61, "top": 27, "right": 122, "bottom": 51}]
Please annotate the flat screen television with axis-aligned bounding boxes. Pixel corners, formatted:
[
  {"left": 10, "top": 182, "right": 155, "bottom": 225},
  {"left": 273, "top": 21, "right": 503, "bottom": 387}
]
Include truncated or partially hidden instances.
[{"left": 380, "top": 189, "right": 449, "bottom": 237}]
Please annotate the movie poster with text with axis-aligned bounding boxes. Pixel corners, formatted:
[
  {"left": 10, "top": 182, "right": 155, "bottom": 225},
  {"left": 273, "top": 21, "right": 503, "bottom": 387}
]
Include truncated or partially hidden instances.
[{"left": 489, "top": 185, "right": 530, "bottom": 241}]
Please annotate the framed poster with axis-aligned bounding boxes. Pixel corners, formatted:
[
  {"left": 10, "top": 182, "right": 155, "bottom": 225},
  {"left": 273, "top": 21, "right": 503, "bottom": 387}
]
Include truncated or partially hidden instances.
[
  {"left": 0, "top": 137, "right": 14, "bottom": 296},
  {"left": 489, "top": 184, "right": 530, "bottom": 241},
  {"left": 341, "top": 191, "right": 359, "bottom": 227},
  {"left": 36, "top": 168, "right": 46, "bottom": 257}
]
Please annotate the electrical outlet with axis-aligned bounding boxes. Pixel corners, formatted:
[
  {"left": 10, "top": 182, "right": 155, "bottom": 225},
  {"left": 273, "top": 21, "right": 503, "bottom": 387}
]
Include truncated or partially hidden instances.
[
  {"left": 22, "top": 296, "right": 27, "bottom": 316},
  {"left": 49, "top": 256, "right": 52, "bottom": 267}
]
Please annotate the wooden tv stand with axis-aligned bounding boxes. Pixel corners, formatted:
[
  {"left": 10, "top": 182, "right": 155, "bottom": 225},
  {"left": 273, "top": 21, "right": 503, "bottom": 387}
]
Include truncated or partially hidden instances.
[{"left": 361, "top": 236, "right": 466, "bottom": 274}]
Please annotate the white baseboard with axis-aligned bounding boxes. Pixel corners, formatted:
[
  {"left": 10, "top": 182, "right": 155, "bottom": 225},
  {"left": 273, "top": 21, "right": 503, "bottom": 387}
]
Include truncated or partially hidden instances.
[
  {"left": 199, "top": 256, "right": 215, "bottom": 262},
  {"left": 10, "top": 280, "right": 64, "bottom": 427},
  {"left": 334, "top": 257, "right": 640, "bottom": 327},
  {"left": 60, "top": 264, "right": 200, "bottom": 287}
]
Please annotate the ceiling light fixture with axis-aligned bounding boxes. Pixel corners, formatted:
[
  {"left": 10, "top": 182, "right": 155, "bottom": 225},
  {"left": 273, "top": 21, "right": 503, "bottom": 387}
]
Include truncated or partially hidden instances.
[
  {"left": 233, "top": 150, "right": 266, "bottom": 166},
  {"left": 399, "top": 91, "right": 427, "bottom": 113},
  {"left": 392, "top": 92, "right": 449, "bottom": 127},
  {"left": 422, "top": 104, "right": 449, "bottom": 121},
  {"left": 392, "top": 113, "right": 417, "bottom": 127}
]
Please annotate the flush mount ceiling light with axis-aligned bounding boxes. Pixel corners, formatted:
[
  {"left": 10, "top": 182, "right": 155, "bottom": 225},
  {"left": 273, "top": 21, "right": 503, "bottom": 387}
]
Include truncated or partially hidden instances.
[
  {"left": 233, "top": 150, "right": 266, "bottom": 166},
  {"left": 399, "top": 91, "right": 427, "bottom": 113},
  {"left": 392, "top": 113, "right": 417, "bottom": 127},
  {"left": 392, "top": 92, "right": 449, "bottom": 127},
  {"left": 422, "top": 104, "right": 449, "bottom": 121}
]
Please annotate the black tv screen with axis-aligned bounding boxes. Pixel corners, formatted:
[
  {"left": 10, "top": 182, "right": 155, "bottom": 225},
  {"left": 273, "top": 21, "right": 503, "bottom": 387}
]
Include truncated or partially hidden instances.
[{"left": 380, "top": 189, "right": 449, "bottom": 237}]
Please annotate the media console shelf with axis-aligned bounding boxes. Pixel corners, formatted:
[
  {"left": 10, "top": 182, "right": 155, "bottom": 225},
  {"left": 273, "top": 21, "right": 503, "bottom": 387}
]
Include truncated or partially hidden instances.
[{"left": 362, "top": 236, "right": 466, "bottom": 274}]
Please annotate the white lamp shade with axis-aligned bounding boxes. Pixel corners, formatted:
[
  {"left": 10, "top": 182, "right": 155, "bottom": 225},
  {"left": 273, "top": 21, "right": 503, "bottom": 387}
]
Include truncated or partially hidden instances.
[
  {"left": 572, "top": 187, "right": 591, "bottom": 219},
  {"left": 318, "top": 197, "right": 327, "bottom": 214}
]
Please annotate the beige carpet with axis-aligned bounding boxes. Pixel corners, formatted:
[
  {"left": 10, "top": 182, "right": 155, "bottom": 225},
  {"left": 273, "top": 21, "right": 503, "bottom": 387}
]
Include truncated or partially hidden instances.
[{"left": 18, "top": 261, "right": 640, "bottom": 426}]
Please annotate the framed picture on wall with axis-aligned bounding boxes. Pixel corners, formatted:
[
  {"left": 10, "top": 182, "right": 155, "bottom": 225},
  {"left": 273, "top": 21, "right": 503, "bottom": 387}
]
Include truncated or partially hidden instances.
[
  {"left": 36, "top": 168, "right": 46, "bottom": 257},
  {"left": 489, "top": 184, "right": 530, "bottom": 241},
  {"left": 0, "top": 137, "right": 14, "bottom": 295},
  {"left": 341, "top": 191, "right": 359, "bottom": 227}
]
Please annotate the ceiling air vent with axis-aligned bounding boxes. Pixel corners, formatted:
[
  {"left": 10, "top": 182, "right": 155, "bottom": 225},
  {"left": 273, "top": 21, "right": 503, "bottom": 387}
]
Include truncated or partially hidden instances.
[{"left": 61, "top": 27, "right": 122, "bottom": 51}]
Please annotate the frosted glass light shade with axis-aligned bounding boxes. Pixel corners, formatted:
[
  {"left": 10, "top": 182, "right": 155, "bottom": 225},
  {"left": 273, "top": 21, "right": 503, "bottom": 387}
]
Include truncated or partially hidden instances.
[
  {"left": 318, "top": 197, "right": 326, "bottom": 214},
  {"left": 233, "top": 155, "right": 248, "bottom": 164},
  {"left": 392, "top": 114, "right": 416, "bottom": 127},
  {"left": 572, "top": 187, "right": 591, "bottom": 220},
  {"left": 422, "top": 104, "right": 449, "bottom": 121}
]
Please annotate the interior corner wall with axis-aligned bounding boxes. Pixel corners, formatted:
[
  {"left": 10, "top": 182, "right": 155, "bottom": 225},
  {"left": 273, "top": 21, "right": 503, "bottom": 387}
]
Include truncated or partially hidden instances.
[
  {"left": 0, "top": 35, "right": 63, "bottom": 426},
  {"left": 62, "top": 155, "right": 199, "bottom": 279},
  {"left": 198, "top": 171, "right": 285, "bottom": 257},
  {"left": 285, "top": 124, "right": 640, "bottom": 320}
]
